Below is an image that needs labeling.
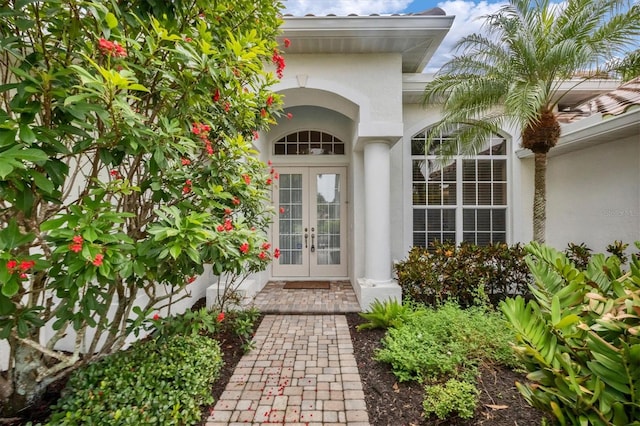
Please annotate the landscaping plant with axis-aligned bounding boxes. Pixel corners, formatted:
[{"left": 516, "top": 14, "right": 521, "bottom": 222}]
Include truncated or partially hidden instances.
[
  {"left": 46, "top": 334, "right": 223, "bottom": 425},
  {"left": 0, "top": 0, "right": 285, "bottom": 414},
  {"left": 394, "top": 242, "right": 532, "bottom": 306},
  {"left": 356, "top": 299, "right": 413, "bottom": 331},
  {"left": 375, "top": 302, "right": 518, "bottom": 420},
  {"left": 501, "top": 242, "right": 640, "bottom": 425}
]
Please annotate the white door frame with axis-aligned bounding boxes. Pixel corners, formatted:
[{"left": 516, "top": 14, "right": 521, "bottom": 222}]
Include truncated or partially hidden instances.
[{"left": 272, "top": 166, "right": 348, "bottom": 278}]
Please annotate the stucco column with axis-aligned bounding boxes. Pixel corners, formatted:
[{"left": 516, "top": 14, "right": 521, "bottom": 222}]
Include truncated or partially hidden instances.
[{"left": 363, "top": 140, "right": 392, "bottom": 282}]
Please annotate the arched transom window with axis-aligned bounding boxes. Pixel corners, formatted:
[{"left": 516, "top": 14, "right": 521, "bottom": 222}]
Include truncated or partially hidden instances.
[
  {"left": 411, "top": 130, "right": 508, "bottom": 247},
  {"left": 274, "top": 130, "right": 344, "bottom": 155}
]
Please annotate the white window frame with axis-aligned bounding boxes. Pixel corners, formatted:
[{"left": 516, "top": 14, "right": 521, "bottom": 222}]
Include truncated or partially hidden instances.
[{"left": 411, "top": 131, "right": 509, "bottom": 248}]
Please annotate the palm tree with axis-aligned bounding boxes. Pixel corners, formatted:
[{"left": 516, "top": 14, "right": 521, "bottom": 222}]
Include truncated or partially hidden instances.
[{"left": 423, "top": 0, "right": 640, "bottom": 243}]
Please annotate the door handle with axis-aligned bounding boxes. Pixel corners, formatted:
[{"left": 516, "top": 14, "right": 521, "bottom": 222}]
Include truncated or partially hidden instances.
[
  {"left": 310, "top": 227, "right": 315, "bottom": 252},
  {"left": 304, "top": 228, "right": 308, "bottom": 248}
]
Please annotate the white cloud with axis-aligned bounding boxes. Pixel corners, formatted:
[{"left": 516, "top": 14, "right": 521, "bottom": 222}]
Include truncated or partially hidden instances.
[
  {"left": 426, "top": 1, "right": 505, "bottom": 72},
  {"left": 282, "top": 0, "right": 412, "bottom": 16}
]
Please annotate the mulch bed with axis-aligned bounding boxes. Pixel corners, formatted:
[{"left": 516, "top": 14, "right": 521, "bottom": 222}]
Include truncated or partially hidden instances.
[
  {"left": 5, "top": 311, "right": 549, "bottom": 426},
  {"left": 346, "top": 312, "right": 550, "bottom": 426}
]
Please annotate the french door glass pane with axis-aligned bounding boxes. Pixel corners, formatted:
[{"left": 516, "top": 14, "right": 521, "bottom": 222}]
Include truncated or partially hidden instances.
[
  {"left": 279, "top": 173, "right": 303, "bottom": 265},
  {"left": 316, "top": 173, "right": 340, "bottom": 265}
]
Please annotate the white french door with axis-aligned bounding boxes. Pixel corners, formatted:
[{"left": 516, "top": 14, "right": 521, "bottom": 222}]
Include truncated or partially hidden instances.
[{"left": 273, "top": 167, "right": 347, "bottom": 277}]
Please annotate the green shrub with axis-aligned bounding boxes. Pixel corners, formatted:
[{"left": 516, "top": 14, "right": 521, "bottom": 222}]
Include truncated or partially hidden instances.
[
  {"left": 47, "top": 335, "right": 223, "bottom": 425},
  {"left": 423, "top": 378, "right": 479, "bottom": 420},
  {"left": 152, "top": 307, "right": 224, "bottom": 339},
  {"left": 395, "top": 242, "right": 532, "bottom": 307},
  {"left": 375, "top": 303, "right": 517, "bottom": 383},
  {"left": 501, "top": 242, "right": 640, "bottom": 425},
  {"left": 357, "top": 299, "right": 413, "bottom": 330}
]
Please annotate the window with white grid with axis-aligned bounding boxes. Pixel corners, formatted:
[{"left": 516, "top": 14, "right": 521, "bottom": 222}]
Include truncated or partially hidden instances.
[{"left": 412, "top": 131, "right": 508, "bottom": 248}]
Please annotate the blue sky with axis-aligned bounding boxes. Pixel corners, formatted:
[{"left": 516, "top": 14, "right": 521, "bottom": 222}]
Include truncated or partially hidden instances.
[{"left": 282, "top": 0, "right": 506, "bottom": 72}]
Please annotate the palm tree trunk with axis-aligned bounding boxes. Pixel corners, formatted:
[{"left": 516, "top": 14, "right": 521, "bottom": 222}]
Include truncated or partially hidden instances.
[{"left": 533, "top": 152, "right": 547, "bottom": 243}]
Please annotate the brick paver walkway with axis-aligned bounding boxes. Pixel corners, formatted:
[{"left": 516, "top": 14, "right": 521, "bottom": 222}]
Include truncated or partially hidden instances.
[{"left": 205, "top": 314, "right": 370, "bottom": 426}]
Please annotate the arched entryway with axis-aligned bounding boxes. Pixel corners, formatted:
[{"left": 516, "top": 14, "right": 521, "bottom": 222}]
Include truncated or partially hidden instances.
[{"left": 270, "top": 128, "right": 349, "bottom": 279}]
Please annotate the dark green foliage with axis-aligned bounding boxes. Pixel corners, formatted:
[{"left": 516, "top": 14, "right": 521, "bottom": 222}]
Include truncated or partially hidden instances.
[
  {"left": 564, "top": 242, "right": 593, "bottom": 269},
  {"left": 47, "top": 335, "right": 223, "bottom": 425},
  {"left": 395, "top": 242, "right": 532, "bottom": 307},
  {"left": 501, "top": 242, "right": 640, "bottom": 425},
  {"left": 153, "top": 306, "right": 261, "bottom": 352},
  {"left": 357, "top": 299, "right": 413, "bottom": 330}
]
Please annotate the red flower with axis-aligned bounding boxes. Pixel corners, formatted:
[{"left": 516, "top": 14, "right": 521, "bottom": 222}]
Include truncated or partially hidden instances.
[
  {"left": 98, "top": 38, "right": 127, "bottom": 58},
  {"left": 183, "top": 179, "right": 192, "bottom": 193},
  {"left": 260, "top": 108, "right": 267, "bottom": 118},
  {"left": 224, "top": 218, "right": 233, "bottom": 231},
  {"left": 239, "top": 242, "right": 249, "bottom": 254},
  {"left": 204, "top": 140, "right": 214, "bottom": 155},
  {"left": 110, "top": 169, "right": 120, "bottom": 178},
  {"left": 73, "top": 235, "right": 83, "bottom": 244},
  {"left": 213, "top": 88, "right": 220, "bottom": 102},
  {"left": 184, "top": 37, "right": 192, "bottom": 42},
  {"left": 187, "top": 276, "right": 197, "bottom": 284},
  {"left": 242, "top": 174, "right": 251, "bottom": 185},
  {"left": 268, "top": 160, "right": 272, "bottom": 166},
  {"left": 266, "top": 178, "right": 272, "bottom": 185},
  {"left": 279, "top": 207, "right": 285, "bottom": 214},
  {"left": 272, "top": 50, "right": 286, "bottom": 79},
  {"left": 224, "top": 207, "right": 232, "bottom": 216},
  {"left": 253, "top": 130, "right": 259, "bottom": 140},
  {"left": 284, "top": 38, "right": 291, "bottom": 48},
  {"left": 232, "top": 197, "right": 240, "bottom": 206},
  {"left": 192, "top": 122, "right": 211, "bottom": 136},
  {"left": 92, "top": 254, "right": 104, "bottom": 267},
  {"left": 181, "top": 158, "right": 191, "bottom": 166},
  {"left": 70, "top": 243, "right": 83, "bottom": 253},
  {"left": 286, "top": 112, "right": 293, "bottom": 120},
  {"left": 270, "top": 168, "right": 275, "bottom": 175},
  {"left": 216, "top": 224, "right": 225, "bottom": 232},
  {"left": 258, "top": 251, "right": 267, "bottom": 260},
  {"left": 273, "top": 248, "right": 280, "bottom": 259},
  {"left": 6, "top": 260, "right": 17, "bottom": 270},
  {"left": 274, "top": 172, "right": 279, "bottom": 179},
  {"left": 217, "top": 312, "right": 225, "bottom": 322},
  {"left": 19, "top": 260, "right": 35, "bottom": 271},
  {"left": 261, "top": 242, "right": 271, "bottom": 250},
  {"left": 266, "top": 95, "right": 274, "bottom": 106},
  {"left": 224, "top": 102, "right": 230, "bottom": 112},
  {"left": 153, "top": 313, "right": 160, "bottom": 321}
]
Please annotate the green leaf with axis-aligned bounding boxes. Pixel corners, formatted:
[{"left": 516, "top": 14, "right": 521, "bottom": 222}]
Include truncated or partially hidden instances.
[
  {"left": 0, "top": 294, "right": 15, "bottom": 315},
  {"left": 0, "top": 129, "right": 17, "bottom": 147},
  {"left": 169, "top": 245, "right": 182, "bottom": 259},
  {"left": 18, "top": 123, "right": 36, "bottom": 143},
  {"left": 0, "top": 219, "right": 35, "bottom": 250},
  {"left": 15, "top": 188, "right": 34, "bottom": 215},
  {"left": 0, "top": 159, "right": 15, "bottom": 178},
  {"left": 551, "top": 295, "right": 561, "bottom": 326},
  {"left": 41, "top": 216, "right": 68, "bottom": 231},
  {"left": 105, "top": 12, "right": 118, "bottom": 29},
  {"left": 1, "top": 279, "right": 19, "bottom": 297},
  {"left": 30, "top": 170, "right": 54, "bottom": 193},
  {"left": 18, "top": 148, "right": 48, "bottom": 163}
]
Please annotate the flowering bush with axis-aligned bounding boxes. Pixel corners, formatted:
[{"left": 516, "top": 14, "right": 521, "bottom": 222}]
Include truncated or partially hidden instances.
[{"left": 0, "top": 0, "right": 285, "bottom": 413}]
